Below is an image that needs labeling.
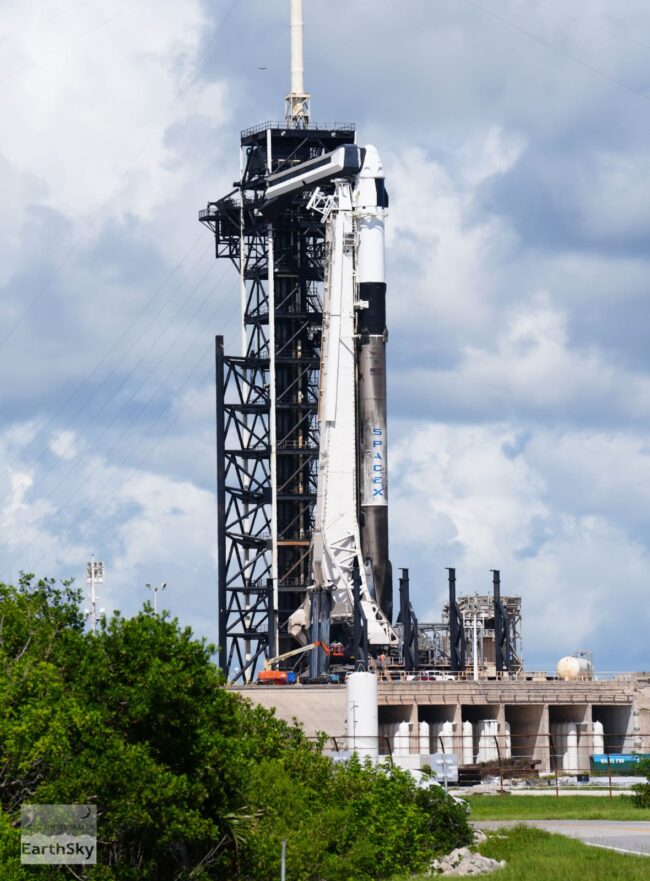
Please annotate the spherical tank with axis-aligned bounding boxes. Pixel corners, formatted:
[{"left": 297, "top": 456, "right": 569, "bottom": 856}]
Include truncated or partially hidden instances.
[{"left": 556, "top": 656, "right": 593, "bottom": 680}]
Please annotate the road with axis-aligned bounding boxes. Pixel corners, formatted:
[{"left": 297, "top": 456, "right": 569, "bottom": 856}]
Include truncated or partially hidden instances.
[{"left": 477, "top": 820, "right": 650, "bottom": 856}]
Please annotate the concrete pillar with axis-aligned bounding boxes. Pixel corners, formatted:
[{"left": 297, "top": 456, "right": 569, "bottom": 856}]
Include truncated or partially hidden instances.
[
  {"left": 451, "top": 703, "right": 463, "bottom": 759},
  {"left": 408, "top": 700, "right": 419, "bottom": 754},
  {"left": 496, "top": 703, "right": 507, "bottom": 761},
  {"left": 539, "top": 705, "right": 550, "bottom": 774}
]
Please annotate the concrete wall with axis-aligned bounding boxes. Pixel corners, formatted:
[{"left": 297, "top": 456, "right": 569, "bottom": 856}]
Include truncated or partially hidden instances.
[
  {"left": 231, "top": 685, "right": 347, "bottom": 739},
  {"left": 233, "top": 676, "right": 646, "bottom": 775}
]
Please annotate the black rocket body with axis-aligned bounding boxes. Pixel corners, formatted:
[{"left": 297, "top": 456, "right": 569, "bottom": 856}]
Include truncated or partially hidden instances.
[{"left": 355, "top": 145, "right": 392, "bottom": 622}]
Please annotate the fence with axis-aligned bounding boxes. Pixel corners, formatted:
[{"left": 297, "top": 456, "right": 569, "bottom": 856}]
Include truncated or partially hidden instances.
[{"left": 309, "top": 729, "right": 650, "bottom": 795}]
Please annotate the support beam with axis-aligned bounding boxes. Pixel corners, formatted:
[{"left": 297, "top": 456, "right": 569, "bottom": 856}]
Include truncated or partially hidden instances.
[
  {"left": 448, "top": 568, "right": 466, "bottom": 673},
  {"left": 493, "top": 569, "right": 513, "bottom": 674}
]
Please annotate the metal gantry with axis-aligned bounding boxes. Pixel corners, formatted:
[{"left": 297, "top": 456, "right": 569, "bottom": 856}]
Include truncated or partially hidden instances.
[{"left": 202, "top": 122, "right": 355, "bottom": 681}]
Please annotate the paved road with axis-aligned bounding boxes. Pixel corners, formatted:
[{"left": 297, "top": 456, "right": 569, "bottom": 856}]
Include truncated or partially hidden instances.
[{"left": 477, "top": 820, "right": 650, "bottom": 856}]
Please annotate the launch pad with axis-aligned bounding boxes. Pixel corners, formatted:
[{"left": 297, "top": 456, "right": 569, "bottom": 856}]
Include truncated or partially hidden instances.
[
  {"left": 200, "top": 2, "right": 632, "bottom": 710},
  {"left": 201, "top": 3, "right": 524, "bottom": 686}
]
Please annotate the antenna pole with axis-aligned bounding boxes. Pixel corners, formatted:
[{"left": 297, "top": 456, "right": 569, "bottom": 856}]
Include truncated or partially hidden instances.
[{"left": 285, "top": 0, "right": 310, "bottom": 127}]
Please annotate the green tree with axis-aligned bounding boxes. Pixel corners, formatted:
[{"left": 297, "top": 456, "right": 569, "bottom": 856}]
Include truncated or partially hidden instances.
[{"left": 0, "top": 576, "right": 470, "bottom": 880}]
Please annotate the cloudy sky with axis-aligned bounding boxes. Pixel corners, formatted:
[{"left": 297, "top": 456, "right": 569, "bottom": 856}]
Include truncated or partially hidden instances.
[{"left": 2, "top": 0, "right": 650, "bottom": 671}]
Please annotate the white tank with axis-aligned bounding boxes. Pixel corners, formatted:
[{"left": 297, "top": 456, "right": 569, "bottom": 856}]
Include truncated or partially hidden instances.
[
  {"left": 346, "top": 672, "right": 378, "bottom": 758},
  {"left": 430, "top": 720, "right": 454, "bottom": 755},
  {"left": 419, "top": 721, "right": 430, "bottom": 755},
  {"left": 462, "top": 721, "right": 474, "bottom": 765},
  {"left": 476, "top": 720, "right": 499, "bottom": 763},
  {"left": 394, "top": 720, "right": 410, "bottom": 756},
  {"left": 593, "top": 720, "right": 605, "bottom": 755},
  {"left": 551, "top": 721, "right": 579, "bottom": 772},
  {"left": 556, "top": 656, "right": 593, "bottom": 681},
  {"left": 440, "top": 720, "right": 454, "bottom": 756},
  {"left": 566, "top": 723, "right": 579, "bottom": 772}
]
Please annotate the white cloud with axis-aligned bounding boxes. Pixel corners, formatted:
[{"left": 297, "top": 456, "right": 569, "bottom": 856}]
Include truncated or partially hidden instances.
[
  {"left": 49, "top": 429, "right": 78, "bottom": 460},
  {"left": 385, "top": 141, "right": 519, "bottom": 348},
  {"left": 391, "top": 421, "right": 650, "bottom": 667},
  {"left": 394, "top": 294, "right": 650, "bottom": 426}
]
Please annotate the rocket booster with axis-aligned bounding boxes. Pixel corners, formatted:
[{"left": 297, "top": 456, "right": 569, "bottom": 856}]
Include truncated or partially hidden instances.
[{"left": 355, "top": 145, "right": 392, "bottom": 622}]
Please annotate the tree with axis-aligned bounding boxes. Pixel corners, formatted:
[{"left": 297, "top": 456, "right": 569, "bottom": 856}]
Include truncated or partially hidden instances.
[{"left": 0, "top": 576, "right": 470, "bottom": 880}]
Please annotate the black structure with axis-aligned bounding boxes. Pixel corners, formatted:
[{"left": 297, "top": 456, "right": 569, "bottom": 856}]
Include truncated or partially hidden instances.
[
  {"left": 492, "top": 569, "right": 513, "bottom": 674},
  {"left": 397, "top": 568, "right": 419, "bottom": 671},
  {"left": 447, "top": 567, "right": 466, "bottom": 673},
  {"left": 351, "top": 557, "right": 369, "bottom": 671},
  {"left": 202, "top": 122, "right": 355, "bottom": 681}
]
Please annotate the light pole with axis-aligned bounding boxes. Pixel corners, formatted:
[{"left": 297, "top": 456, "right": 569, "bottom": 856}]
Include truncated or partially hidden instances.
[
  {"left": 145, "top": 582, "right": 167, "bottom": 614},
  {"left": 86, "top": 556, "right": 104, "bottom": 632}
]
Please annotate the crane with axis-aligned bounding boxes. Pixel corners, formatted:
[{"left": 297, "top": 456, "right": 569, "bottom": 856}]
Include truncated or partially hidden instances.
[{"left": 262, "top": 641, "right": 331, "bottom": 672}]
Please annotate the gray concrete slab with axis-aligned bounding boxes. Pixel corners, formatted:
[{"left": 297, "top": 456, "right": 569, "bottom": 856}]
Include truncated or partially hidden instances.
[
  {"left": 231, "top": 685, "right": 347, "bottom": 738},
  {"left": 477, "top": 820, "right": 650, "bottom": 856}
]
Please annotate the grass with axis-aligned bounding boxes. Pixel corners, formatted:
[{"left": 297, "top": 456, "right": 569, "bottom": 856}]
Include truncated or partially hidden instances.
[
  {"left": 407, "top": 827, "right": 649, "bottom": 881},
  {"left": 479, "top": 827, "right": 648, "bottom": 880},
  {"left": 465, "top": 794, "right": 650, "bottom": 821}
]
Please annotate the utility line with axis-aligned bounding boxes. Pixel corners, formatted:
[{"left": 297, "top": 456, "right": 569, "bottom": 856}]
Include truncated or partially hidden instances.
[
  {"left": 525, "top": 0, "right": 650, "bottom": 54},
  {"left": 0, "top": 0, "right": 101, "bottom": 45},
  {"left": 21, "top": 356, "right": 216, "bottom": 581},
  {"left": 462, "top": 0, "right": 650, "bottom": 104},
  {"left": 6, "top": 260, "right": 233, "bottom": 520},
  {"left": 0, "top": 0, "right": 149, "bottom": 83},
  {"left": 7, "top": 294, "right": 241, "bottom": 580},
  {"left": 20, "top": 231, "right": 209, "bottom": 463},
  {"left": 0, "top": 0, "right": 240, "bottom": 346},
  {"left": 3, "top": 271, "right": 240, "bottom": 565}
]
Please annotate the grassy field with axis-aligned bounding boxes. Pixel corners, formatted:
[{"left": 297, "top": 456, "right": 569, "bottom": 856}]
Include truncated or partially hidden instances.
[
  {"left": 466, "top": 794, "right": 650, "bottom": 821},
  {"left": 408, "top": 827, "right": 649, "bottom": 881}
]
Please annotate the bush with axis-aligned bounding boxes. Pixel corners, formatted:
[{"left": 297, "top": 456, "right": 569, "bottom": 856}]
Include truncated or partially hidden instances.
[
  {"left": 631, "top": 758, "right": 650, "bottom": 807},
  {"left": 0, "top": 576, "right": 471, "bottom": 880},
  {"left": 239, "top": 753, "right": 471, "bottom": 881}
]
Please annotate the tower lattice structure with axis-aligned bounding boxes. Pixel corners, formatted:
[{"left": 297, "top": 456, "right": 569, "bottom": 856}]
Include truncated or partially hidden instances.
[{"left": 200, "top": 121, "right": 355, "bottom": 681}]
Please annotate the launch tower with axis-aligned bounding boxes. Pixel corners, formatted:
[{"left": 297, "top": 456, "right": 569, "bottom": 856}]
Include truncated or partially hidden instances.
[{"left": 201, "top": 4, "right": 356, "bottom": 681}]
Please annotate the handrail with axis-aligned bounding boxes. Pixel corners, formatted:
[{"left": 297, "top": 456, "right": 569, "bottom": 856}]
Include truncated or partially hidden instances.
[{"left": 242, "top": 120, "right": 355, "bottom": 136}]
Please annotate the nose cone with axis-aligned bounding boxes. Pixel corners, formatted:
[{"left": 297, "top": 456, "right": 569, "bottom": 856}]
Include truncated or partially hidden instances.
[{"left": 359, "top": 144, "right": 383, "bottom": 178}]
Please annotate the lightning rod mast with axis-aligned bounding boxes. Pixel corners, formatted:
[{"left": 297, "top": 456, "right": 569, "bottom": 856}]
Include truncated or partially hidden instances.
[{"left": 285, "top": 0, "right": 311, "bottom": 127}]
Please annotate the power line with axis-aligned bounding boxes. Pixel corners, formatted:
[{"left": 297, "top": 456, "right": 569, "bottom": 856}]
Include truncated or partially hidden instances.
[
  {"left": 0, "top": 0, "right": 240, "bottom": 346},
  {"left": 525, "top": 0, "right": 650, "bottom": 54},
  {"left": 20, "top": 231, "right": 209, "bottom": 464},
  {"left": 8, "top": 297, "right": 241, "bottom": 580},
  {"left": 3, "top": 272, "right": 241, "bottom": 568},
  {"left": 13, "top": 244, "right": 216, "bottom": 502},
  {"left": 0, "top": 0, "right": 149, "bottom": 83},
  {"left": 7, "top": 260, "right": 232, "bottom": 521},
  {"left": 0, "top": 0, "right": 102, "bottom": 46},
  {"left": 461, "top": 0, "right": 650, "bottom": 104}
]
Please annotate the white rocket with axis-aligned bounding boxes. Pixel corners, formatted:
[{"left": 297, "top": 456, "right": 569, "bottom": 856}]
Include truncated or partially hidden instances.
[{"left": 267, "top": 143, "right": 396, "bottom": 647}]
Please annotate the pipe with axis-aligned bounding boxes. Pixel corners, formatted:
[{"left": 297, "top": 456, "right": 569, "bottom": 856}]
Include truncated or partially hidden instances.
[{"left": 473, "top": 613, "right": 478, "bottom": 681}]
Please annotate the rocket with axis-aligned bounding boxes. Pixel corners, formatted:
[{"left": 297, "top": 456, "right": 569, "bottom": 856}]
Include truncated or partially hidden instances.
[{"left": 355, "top": 145, "right": 392, "bottom": 622}]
